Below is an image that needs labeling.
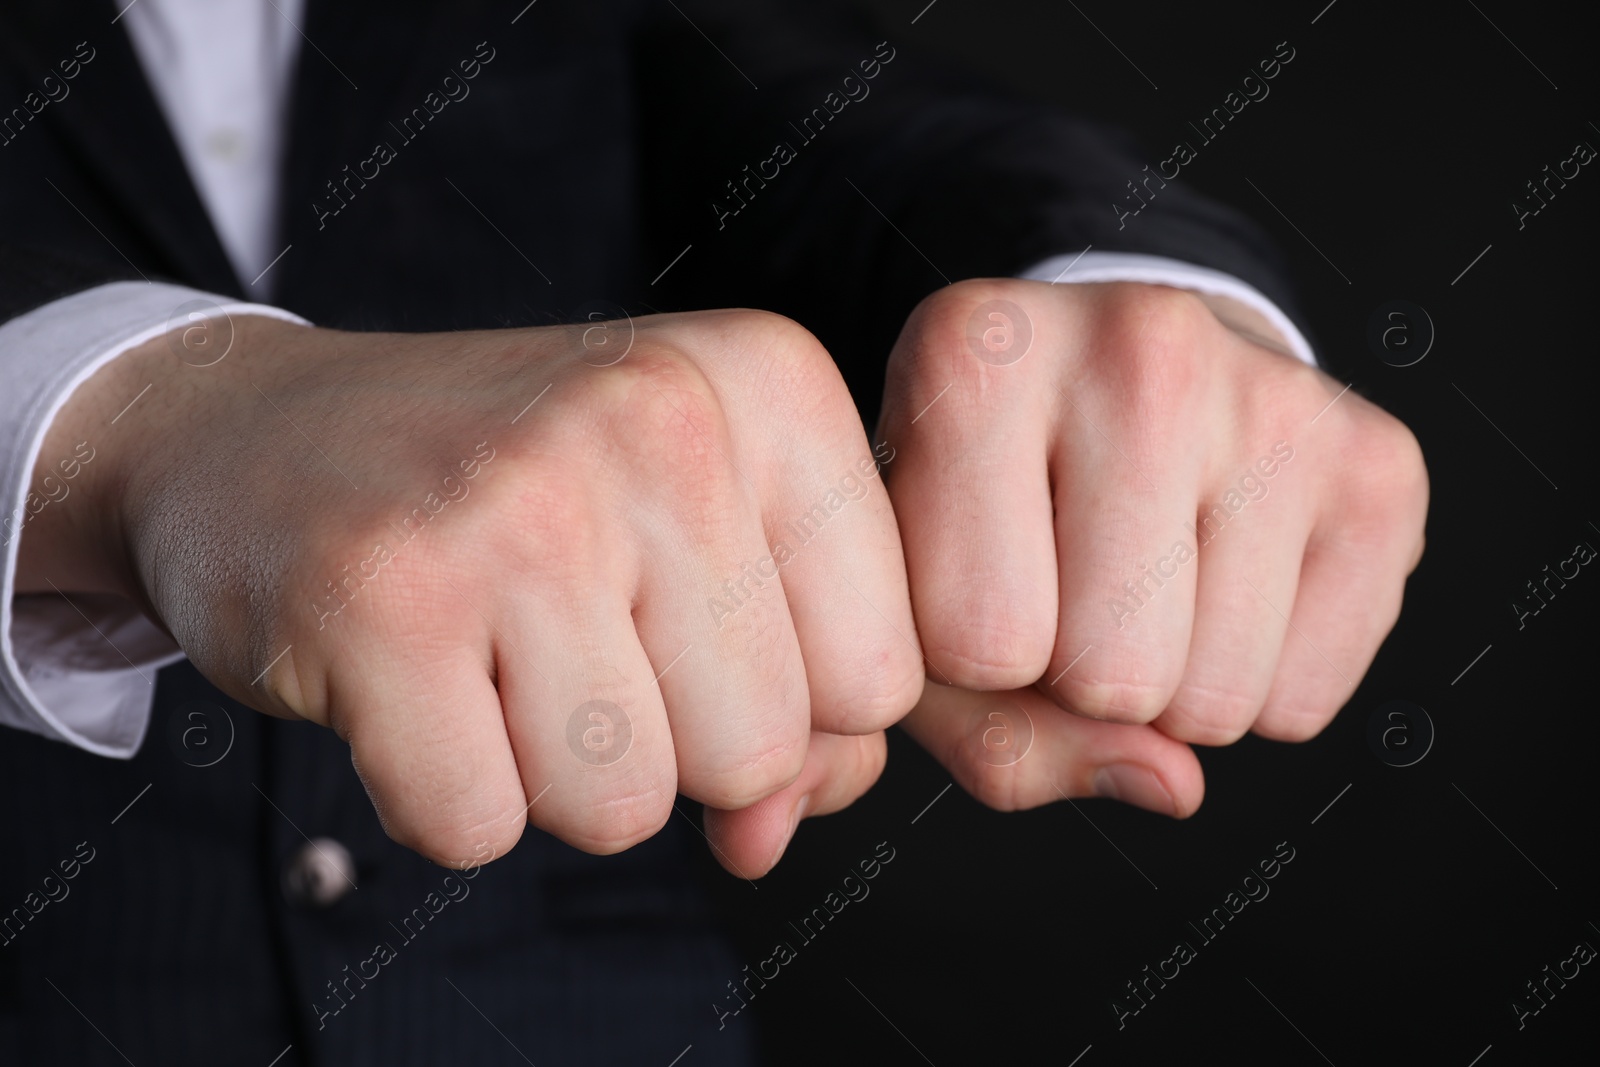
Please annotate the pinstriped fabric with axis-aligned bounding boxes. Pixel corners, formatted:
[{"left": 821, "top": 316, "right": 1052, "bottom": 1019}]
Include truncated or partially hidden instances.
[
  {"left": 0, "top": 662, "right": 755, "bottom": 1066},
  {"left": 1, "top": 1, "right": 1307, "bottom": 1060}
]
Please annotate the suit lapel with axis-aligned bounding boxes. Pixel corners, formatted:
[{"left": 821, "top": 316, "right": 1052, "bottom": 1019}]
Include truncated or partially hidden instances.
[
  {"left": 2, "top": 0, "right": 490, "bottom": 297},
  {"left": 0, "top": 0, "right": 242, "bottom": 294},
  {"left": 277, "top": 0, "right": 463, "bottom": 255}
]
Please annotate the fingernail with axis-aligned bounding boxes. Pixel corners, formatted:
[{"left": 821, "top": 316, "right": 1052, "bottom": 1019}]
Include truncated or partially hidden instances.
[
  {"left": 1092, "top": 764, "right": 1176, "bottom": 817},
  {"left": 770, "top": 795, "right": 811, "bottom": 871}
]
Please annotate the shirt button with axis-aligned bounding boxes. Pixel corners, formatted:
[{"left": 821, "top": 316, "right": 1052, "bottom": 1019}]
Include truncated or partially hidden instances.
[
  {"left": 282, "top": 837, "right": 357, "bottom": 907},
  {"left": 202, "top": 127, "right": 245, "bottom": 162}
]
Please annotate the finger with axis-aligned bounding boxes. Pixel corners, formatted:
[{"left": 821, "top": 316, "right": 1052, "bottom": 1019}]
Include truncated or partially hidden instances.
[
  {"left": 617, "top": 345, "right": 811, "bottom": 810},
  {"left": 1156, "top": 454, "right": 1313, "bottom": 745},
  {"left": 497, "top": 584, "right": 680, "bottom": 855},
  {"left": 1043, "top": 362, "right": 1208, "bottom": 724},
  {"left": 330, "top": 639, "right": 528, "bottom": 868},
  {"left": 758, "top": 407, "right": 924, "bottom": 736},
  {"left": 1043, "top": 463, "right": 1200, "bottom": 726},
  {"left": 636, "top": 553, "right": 810, "bottom": 811},
  {"left": 1253, "top": 517, "right": 1423, "bottom": 740},
  {"left": 703, "top": 729, "right": 888, "bottom": 878},
  {"left": 901, "top": 680, "right": 1204, "bottom": 817},
  {"left": 1253, "top": 409, "right": 1427, "bottom": 742},
  {"left": 1247, "top": 543, "right": 1382, "bottom": 741},
  {"left": 696, "top": 310, "right": 925, "bottom": 734},
  {"left": 877, "top": 283, "right": 1058, "bottom": 690}
]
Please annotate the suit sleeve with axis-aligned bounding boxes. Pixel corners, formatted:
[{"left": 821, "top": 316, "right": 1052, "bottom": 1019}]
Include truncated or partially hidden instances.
[{"left": 632, "top": 0, "right": 1312, "bottom": 409}]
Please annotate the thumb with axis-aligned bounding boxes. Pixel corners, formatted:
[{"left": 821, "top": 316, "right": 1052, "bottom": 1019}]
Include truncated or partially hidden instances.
[{"left": 900, "top": 680, "right": 1205, "bottom": 817}]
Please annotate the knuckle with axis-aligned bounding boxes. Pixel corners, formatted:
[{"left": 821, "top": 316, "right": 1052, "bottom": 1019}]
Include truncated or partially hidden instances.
[
  {"left": 924, "top": 609, "right": 1054, "bottom": 690},
  {"left": 1253, "top": 706, "right": 1334, "bottom": 743},
  {"left": 559, "top": 785, "right": 673, "bottom": 855},
  {"left": 913, "top": 277, "right": 1031, "bottom": 329},
  {"left": 389, "top": 810, "right": 524, "bottom": 868},
  {"left": 563, "top": 341, "right": 742, "bottom": 520},
  {"left": 716, "top": 590, "right": 802, "bottom": 678},
  {"left": 930, "top": 641, "right": 1042, "bottom": 691},
  {"left": 458, "top": 474, "right": 609, "bottom": 597},
  {"left": 721, "top": 309, "right": 856, "bottom": 422},
  {"left": 828, "top": 649, "right": 925, "bottom": 734},
  {"left": 689, "top": 730, "right": 807, "bottom": 809},
  {"left": 895, "top": 278, "right": 1038, "bottom": 417},
  {"left": 706, "top": 306, "right": 810, "bottom": 345},
  {"left": 853, "top": 732, "right": 889, "bottom": 790},
  {"left": 1249, "top": 357, "right": 1324, "bottom": 428},
  {"left": 1052, "top": 674, "right": 1167, "bottom": 724},
  {"left": 1373, "top": 417, "right": 1429, "bottom": 498},
  {"left": 606, "top": 343, "right": 728, "bottom": 462},
  {"left": 1090, "top": 283, "right": 1210, "bottom": 408},
  {"left": 290, "top": 515, "right": 399, "bottom": 621},
  {"left": 732, "top": 308, "right": 828, "bottom": 359},
  {"left": 1162, "top": 682, "right": 1261, "bottom": 745},
  {"left": 1339, "top": 409, "right": 1430, "bottom": 525},
  {"left": 942, "top": 722, "right": 1027, "bottom": 813},
  {"left": 696, "top": 308, "right": 833, "bottom": 376},
  {"left": 348, "top": 733, "right": 526, "bottom": 866}
]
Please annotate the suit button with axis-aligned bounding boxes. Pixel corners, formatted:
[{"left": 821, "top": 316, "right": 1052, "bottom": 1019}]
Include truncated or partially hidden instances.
[
  {"left": 202, "top": 127, "right": 246, "bottom": 162},
  {"left": 282, "top": 838, "right": 357, "bottom": 907}
]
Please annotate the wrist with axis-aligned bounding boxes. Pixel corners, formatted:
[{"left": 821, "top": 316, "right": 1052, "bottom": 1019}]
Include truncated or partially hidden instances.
[
  {"left": 13, "top": 329, "right": 155, "bottom": 600},
  {"left": 14, "top": 313, "right": 311, "bottom": 605}
]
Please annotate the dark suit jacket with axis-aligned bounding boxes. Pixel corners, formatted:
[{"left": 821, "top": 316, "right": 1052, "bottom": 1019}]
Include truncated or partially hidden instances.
[{"left": 0, "top": 2, "right": 1304, "bottom": 1063}]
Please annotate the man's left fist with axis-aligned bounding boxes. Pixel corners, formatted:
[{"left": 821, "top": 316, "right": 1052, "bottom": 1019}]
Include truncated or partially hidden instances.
[{"left": 877, "top": 279, "right": 1427, "bottom": 816}]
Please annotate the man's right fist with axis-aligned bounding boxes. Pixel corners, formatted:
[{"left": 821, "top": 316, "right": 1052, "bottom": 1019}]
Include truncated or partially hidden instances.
[{"left": 18, "top": 308, "right": 923, "bottom": 874}]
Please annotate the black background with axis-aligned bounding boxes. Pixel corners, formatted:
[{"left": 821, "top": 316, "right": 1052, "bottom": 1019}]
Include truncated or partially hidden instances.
[{"left": 700, "top": 2, "right": 1599, "bottom": 1065}]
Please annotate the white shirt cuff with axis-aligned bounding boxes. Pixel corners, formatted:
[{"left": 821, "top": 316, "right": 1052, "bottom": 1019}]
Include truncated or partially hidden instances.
[
  {"left": 1017, "top": 251, "right": 1317, "bottom": 367},
  {"left": 0, "top": 281, "right": 307, "bottom": 758}
]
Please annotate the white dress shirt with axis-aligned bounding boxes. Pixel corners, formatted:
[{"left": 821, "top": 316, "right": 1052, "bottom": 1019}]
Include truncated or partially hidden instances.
[
  {"left": 122, "top": 0, "right": 304, "bottom": 294},
  {"left": 0, "top": 0, "right": 1316, "bottom": 758}
]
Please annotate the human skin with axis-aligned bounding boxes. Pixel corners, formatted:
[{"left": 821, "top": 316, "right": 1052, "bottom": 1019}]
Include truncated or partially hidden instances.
[
  {"left": 16, "top": 308, "right": 923, "bottom": 876},
  {"left": 17, "top": 280, "right": 1427, "bottom": 873},
  {"left": 874, "top": 280, "right": 1427, "bottom": 818}
]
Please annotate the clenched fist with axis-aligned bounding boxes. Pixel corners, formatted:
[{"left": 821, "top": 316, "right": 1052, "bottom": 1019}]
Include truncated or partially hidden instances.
[
  {"left": 878, "top": 279, "right": 1428, "bottom": 816},
  {"left": 18, "top": 309, "right": 923, "bottom": 874}
]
